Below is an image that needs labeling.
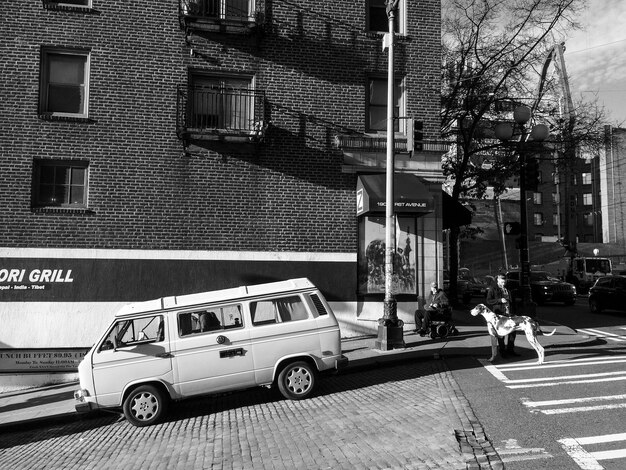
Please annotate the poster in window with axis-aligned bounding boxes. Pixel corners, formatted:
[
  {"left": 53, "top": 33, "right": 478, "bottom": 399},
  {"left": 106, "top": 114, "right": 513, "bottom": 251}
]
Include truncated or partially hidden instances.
[{"left": 358, "top": 216, "right": 416, "bottom": 295}]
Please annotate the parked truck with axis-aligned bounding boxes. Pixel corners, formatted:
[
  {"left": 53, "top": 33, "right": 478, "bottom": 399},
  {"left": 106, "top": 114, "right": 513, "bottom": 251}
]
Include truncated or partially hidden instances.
[{"left": 542, "top": 256, "right": 612, "bottom": 293}]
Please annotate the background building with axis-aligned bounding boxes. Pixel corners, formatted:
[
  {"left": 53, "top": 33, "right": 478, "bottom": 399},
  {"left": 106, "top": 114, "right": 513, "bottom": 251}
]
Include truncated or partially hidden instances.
[{"left": 0, "top": 0, "right": 448, "bottom": 362}]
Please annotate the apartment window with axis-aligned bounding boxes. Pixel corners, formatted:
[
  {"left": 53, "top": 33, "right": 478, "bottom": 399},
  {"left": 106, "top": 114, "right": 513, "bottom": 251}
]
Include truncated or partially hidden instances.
[
  {"left": 533, "top": 192, "right": 542, "bottom": 205},
  {"left": 33, "top": 160, "right": 88, "bottom": 208},
  {"left": 553, "top": 213, "right": 561, "bottom": 226},
  {"left": 552, "top": 192, "right": 560, "bottom": 204},
  {"left": 184, "top": 0, "right": 252, "bottom": 20},
  {"left": 533, "top": 213, "right": 544, "bottom": 226},
  {"left": 582, "top": 172, "right": 592, "bottom": 184},
  {"left": 367, "top": 77, "right": 403, "bottom": 132},
  {"left": 583, "top": 213, "right": 594, "bottom": 227},
  {"left": 43, "top": 0, "right": 91, "bottom": 8},
  {"left": 189, "top": 74, "right": 254, "bottom": 130},
  {"left": 583, "top": 193, "right": 593, "bottom": 206},
  {"left": 367, "top": 0, "right": 403, "bottom": 33},
  {"left": 40, "top": 49, "right": 90, "bottom": 117}
]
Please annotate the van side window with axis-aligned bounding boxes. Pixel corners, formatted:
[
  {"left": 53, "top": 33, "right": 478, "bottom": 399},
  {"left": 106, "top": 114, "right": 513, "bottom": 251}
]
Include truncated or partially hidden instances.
[
  {"left": 251, "top": 295, "right": 309, "bottom": 326},
  {"left": 309, "top": 293, "right": 328, "bottom": 316},
  {"left": 178, "top": 304, "right": 243, "bottom": 337},
  {"left": 99, "top": 315, "right": 164, "bottom": 351}
]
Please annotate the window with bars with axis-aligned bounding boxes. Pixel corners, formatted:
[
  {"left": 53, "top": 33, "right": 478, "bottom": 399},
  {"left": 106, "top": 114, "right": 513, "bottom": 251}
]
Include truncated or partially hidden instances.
[
  {"left": 533, "top": 213, "right": 544, "bottom": 226},
  {"left": 189, "top": 74, "right": 254, "bottom": 131},
  {"left": 33, "top": 160, "right": 88, "bottom": 208}
]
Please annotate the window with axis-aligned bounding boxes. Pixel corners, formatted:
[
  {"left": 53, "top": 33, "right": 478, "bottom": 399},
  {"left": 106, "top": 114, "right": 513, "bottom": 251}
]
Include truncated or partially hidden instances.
[
  {"left": 583, "top": 193, "right": 593, "bottom": 206},
  {"left": 40, "top": 49, "right": 90, "bottom": 117},
  {"left": 533, "top": 213, "right": 544, "bottom": 226},
  {"left": 189, "top": 74, "right": 254, "bottom": 131},
  {"left": 33, "top": 160, "right": 88, "bottom": 208},
  {"left": 178, "top": 304, "right": 243, "bottom": 336},
  {"left": 553, "top": 213, "right": 561, "bottom": 226},
  {"left": 582, "top": 172, "right": 592, "bottom": 184},
  {"left": 367, "top": 0, "right": 402, "bottom": 33},
  {"left": 99, "top": 315, "right": 164, "bottom": 351},
  {"left": 583, "top": 212, "right": 594, "bottom": 226},
  {"left": 250, "top": 296, "right": 309, "bottom": 325},
  {"left": 552, "top": 192, "right": 560, "bottom": 204},
  {"left": 43, "top": 0, "right": 91, "bottom": 9},
  {"left": 367, "top": 77, "right": 403, "bottom": 132},
  {"left": 552, "top": 172, "right": 560, "bottom": 184},
  {"left": 533, "top": 192, "right": 542, "bottom": 205},
  {"left": 184, "top": 0, "right": 252, "bottom": 20}
]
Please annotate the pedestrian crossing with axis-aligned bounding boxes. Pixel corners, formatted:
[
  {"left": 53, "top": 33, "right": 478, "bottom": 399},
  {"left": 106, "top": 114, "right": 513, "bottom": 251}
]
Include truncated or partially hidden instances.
[
  {"left": 479, "top": 355, "right": 626, "bottom": 389},
  {"left": 480, "top": 342, "right": 626, "bottom": 469},
  {"left": 578, "top": 328, "right": 626, "bottom": 342}
]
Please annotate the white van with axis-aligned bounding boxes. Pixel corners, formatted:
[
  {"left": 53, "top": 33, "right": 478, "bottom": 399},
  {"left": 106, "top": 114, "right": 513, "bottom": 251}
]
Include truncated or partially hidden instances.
[{"left": 74, "top": 278, "right": 347, "bottom": 426}]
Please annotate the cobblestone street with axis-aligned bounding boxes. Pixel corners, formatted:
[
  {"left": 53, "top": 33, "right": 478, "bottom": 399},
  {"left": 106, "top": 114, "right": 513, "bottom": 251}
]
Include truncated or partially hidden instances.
[{"left": 0, "top": 361, "right": 473, "bottom": 470}]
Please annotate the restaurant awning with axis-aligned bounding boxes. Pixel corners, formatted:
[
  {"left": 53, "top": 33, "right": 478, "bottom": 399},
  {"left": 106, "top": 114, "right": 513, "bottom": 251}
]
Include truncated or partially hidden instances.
[
  {"left": 442, "top": 192, "right": 472, "bottom": 229},
  {"left": 356, "top": 173, "right": 435, "bottom": 216}
]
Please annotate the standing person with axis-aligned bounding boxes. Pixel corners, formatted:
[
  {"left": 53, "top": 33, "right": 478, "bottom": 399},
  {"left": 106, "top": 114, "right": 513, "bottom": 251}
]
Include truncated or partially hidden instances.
[
  {"left": 414, "top": 282, "right": 449, "bottom": 336},
  {"left": 485, "top": 274, "right": 518, "bottom": 357}
]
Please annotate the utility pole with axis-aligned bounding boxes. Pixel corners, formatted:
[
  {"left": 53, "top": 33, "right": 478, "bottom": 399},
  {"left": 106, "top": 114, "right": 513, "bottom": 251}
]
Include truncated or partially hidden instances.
[{"left": 375, "top": 0, "right": 404, "bottom": 350}]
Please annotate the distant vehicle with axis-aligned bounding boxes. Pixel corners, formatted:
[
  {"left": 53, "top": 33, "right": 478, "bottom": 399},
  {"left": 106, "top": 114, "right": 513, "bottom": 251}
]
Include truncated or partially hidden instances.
[
  {"left": 588, "top": 275, "right": 626, "bottom": 314},
  {"left": 505, "top": 270, "right": 576, "bottom": 306},
  {"left": 444, "top": 268, "right": 487, "bottom": 304},
  {"left": 542, "top": 256, "right": 612, "bottom": 293}
]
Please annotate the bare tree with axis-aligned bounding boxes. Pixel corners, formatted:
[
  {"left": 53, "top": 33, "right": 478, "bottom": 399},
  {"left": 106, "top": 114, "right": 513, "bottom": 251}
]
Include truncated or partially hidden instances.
[{"left": 439, "top": 0, "right": 598, "bottom": 304}]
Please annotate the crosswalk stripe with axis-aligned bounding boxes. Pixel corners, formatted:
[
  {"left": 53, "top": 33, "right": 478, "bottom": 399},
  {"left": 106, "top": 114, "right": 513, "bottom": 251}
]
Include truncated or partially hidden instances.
[
  {"left": 528, "top": 402, "right": 626, "bottom": 414},
  {"left": 498, "top": 358, "right": 626, "bottom": 372},
  {"left": 579, "top": 328, "right": 626, "bottom": 341},
  {"left": 505, "top": 370, "right": 626, "bottom": 384},
  {"left": 522, "top": 394, "right": 626, "bottom": 407},
  {"left": 508, "top": 375, "right": 626, "bottom": 389},
  {"left": 495, "top": 354, "right": 626, "bottom": 369},
  {"left": 558, "top": 438, "right": 603, "bottom": 470}
]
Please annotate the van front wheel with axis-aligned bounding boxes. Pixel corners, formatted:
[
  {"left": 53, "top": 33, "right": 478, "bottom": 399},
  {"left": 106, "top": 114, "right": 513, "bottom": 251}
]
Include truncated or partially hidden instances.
[
  {"left": 123, "top": 384, "right": 167, "bottom": 427},
  {"left": 277, "top": 361, "right": 316, "bottom": 400}
]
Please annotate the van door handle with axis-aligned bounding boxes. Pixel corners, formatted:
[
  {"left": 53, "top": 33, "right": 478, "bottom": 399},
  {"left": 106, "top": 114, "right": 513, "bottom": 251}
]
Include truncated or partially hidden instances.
[
  {"left": 156, "top": 352, "right": 173, "bottom": 358},
  {"left": 220, "top": 348, "right": 244, "bottom": 358}
]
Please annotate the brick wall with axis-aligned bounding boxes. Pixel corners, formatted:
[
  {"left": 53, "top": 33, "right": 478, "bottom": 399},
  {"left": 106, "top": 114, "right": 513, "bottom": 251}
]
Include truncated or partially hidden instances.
[{"left": 0, "top": 0, "right": 442, "bottom": 253}]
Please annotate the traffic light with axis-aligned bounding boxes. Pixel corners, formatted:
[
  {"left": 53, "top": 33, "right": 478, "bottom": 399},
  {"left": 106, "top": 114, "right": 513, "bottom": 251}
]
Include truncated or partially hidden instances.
[
  {"left": 406, "top": 119, "right": 424, "bottom": 155},
  {"left": 524, "top": 157, "right": 540, "bottom": 190}
]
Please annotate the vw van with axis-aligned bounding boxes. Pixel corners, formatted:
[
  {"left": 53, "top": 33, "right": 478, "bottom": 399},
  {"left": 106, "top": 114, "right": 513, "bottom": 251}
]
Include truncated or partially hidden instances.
[{"left": 74, "top": 278, "right": 347, "bottom": 426}]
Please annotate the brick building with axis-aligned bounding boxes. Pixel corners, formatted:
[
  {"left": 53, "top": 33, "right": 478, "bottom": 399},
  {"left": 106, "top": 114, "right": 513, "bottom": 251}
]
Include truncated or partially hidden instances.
[{"left": 0, "top": 0, "right": 448, "bottom": 357}]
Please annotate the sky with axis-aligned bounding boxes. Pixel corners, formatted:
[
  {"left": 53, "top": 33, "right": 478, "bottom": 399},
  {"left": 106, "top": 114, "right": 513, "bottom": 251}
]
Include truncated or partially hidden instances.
[{"left": 565, "top": 0, "right": 626, "bottom": 125}]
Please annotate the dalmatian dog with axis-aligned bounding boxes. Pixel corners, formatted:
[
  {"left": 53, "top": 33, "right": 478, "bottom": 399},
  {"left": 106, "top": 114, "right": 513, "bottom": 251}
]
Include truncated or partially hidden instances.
[{"left": 470, "top": 303, "right": 556, "bottom": 364}]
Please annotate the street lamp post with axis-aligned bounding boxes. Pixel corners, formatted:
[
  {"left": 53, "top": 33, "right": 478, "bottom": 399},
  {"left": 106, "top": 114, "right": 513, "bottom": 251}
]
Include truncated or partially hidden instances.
[
  {"left": 495, "top": 105, "right": 549, "bottom": 317},
  {"left": 375, "top": 0, "right": 404, "bottom": 351}
]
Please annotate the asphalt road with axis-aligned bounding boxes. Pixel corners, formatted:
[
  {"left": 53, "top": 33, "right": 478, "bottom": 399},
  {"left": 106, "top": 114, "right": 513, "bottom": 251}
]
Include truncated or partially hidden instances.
[{"left": 450, "top": 299, "right": 626, "bottom": 469}]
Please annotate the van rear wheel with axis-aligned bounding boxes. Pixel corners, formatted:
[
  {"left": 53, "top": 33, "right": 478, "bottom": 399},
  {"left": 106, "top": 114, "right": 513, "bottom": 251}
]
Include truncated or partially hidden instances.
[
  {"left": 123, "top": 384, "right": 167, "bottom": 427},
  {"left": 277, "top": 361, "right": 316, "bottom": 400}
]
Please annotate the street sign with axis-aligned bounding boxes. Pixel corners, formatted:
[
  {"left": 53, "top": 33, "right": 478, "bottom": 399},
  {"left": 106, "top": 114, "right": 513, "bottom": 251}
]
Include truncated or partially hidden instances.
[{"left": 504, "top": 221, "right": 521, "bottom": 235}]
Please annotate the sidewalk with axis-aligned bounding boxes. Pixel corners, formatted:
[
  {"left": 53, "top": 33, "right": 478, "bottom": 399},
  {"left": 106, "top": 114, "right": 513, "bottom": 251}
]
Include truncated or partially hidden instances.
[{"left": 0, "top": 311, "right": 594, "bottom": 433}]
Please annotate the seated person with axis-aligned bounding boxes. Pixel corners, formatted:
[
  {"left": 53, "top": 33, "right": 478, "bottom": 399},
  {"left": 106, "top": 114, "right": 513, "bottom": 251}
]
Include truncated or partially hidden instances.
[
  {"left": 199, "top": 311, "right": 221, "bottom": 332},
  {"left": 414, "top": 282, "right": 450, "bottom": 336}
]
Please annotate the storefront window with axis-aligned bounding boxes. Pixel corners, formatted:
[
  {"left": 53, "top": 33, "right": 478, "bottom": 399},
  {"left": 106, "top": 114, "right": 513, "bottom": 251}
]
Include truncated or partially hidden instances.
[{"left": 358, "top": 215, "right": 416, "bottom": 295}]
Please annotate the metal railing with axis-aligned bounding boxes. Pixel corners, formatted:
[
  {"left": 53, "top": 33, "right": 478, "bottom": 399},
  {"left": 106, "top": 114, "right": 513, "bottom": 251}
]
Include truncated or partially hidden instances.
[
  {"left": 180, "top": 0, "right": 253, "bottom": 21},
  {"left": 177, "top": 85, "right": 265, "bottom": 137}
]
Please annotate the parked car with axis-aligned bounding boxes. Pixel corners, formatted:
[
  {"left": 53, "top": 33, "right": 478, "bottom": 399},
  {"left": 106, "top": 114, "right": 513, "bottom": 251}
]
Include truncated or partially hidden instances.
[
  {"left": 505, "top": 270, "right": 576, "bottom": 306},
  {"left": 588, "top": 275, "right": 626, "bottom": 314}
]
